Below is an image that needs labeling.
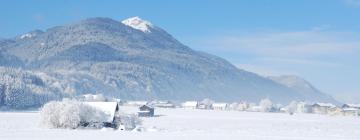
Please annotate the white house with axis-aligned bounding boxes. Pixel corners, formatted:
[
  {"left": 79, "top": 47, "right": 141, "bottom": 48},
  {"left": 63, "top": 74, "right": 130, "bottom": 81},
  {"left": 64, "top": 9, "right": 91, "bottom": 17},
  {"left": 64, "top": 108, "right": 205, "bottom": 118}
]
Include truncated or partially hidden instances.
[
  {"left": 212, "top": 103, "right": 229, "bottom": 110},
  {"left": 296, "top": 102, "right": 312, "bottom": 113},
  {"left": 125, "top": 101, "right": 148, "bottom": 107},
  {"left": 182, "top": 101, "right": 199, "bottom": 109},
  {"left": 328, "top": 106, "right": 343, "bottom": 116},
  {"left": 311, "top": 103, "right": 335, "bottom": 114},
  {"left": 342, "top": 104, "right": 360, "bottom": 109},
  {"left": 343, "top": 108, "right": 359, "bottom": 117}
]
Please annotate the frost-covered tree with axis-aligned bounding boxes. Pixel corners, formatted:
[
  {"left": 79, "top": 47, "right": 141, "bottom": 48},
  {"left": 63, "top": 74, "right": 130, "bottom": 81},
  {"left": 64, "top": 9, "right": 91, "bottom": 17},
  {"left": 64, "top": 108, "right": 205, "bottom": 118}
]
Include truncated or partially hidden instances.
[
  {"left": 116, "top": 112, "right": 142, "bottom": 130},
  {"left": 40, "top": 101, "right": 109, "bottom": 129},
  {"left": 259, "top": 98, "right": 273, "bottom": 112},
  {"left": 229, "top": 102, "right": 239, "bottom": 111},
  {"left": 286, "top": 101, "right": 298, "bottom": 114}
]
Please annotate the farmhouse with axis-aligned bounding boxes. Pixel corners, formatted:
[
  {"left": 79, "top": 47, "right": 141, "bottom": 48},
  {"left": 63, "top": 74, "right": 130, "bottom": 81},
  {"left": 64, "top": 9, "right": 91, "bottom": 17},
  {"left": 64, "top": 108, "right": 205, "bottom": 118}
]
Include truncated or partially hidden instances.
[
  {"left": 126, "top": 101, "right": 148, "bottom": 107},
  {"left": 328, "top": 107, "right": 343, "bottom": 116},
  {"left": 311, "top": 103, "right": 335, "bottom": 114},
  {"left": 343, "top": 108, "right": 359, "bottom": 117},
  {"left": 138, "top": 105, "right": 155, "bottom": 117},
  {"left": 82, "top": 102, "right": 119, "bottom": 128},
  {"left": 182, "top": 101, "right": 199, "bottom": 109},
  {"left": 342, "top": 104, "right": 360, "bottom": 109},
  {"left": 212, "top": 103, "right": 229, "bottom": 110},
  {"left": 296, "top": 102, "right": 312, "bottom": 113}
]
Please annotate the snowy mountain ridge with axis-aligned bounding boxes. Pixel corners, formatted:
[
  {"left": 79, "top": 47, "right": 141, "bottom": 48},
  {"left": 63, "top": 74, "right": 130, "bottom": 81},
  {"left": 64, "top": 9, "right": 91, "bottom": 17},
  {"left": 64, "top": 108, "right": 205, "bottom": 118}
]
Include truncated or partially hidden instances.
[{"left": 0, "top": 17, "right": 338, "bottom": 109}]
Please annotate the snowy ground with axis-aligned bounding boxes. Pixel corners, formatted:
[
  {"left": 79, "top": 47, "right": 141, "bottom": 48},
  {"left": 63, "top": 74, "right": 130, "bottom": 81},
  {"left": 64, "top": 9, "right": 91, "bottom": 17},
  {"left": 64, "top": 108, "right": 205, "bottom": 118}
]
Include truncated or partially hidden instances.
[{"left": 1, "top": 107, "right": 360, "bottom": 140}]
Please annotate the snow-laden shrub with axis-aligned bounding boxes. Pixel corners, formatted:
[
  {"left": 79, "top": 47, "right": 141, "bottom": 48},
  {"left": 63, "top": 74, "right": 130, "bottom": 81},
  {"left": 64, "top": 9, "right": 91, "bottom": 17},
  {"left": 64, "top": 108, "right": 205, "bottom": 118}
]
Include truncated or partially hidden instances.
[
  {"left": 116, "top": 113, "right": 142, "bottom": 130},
  {"left": 40, "top": 101, "right": 109, "bottom": 129}
]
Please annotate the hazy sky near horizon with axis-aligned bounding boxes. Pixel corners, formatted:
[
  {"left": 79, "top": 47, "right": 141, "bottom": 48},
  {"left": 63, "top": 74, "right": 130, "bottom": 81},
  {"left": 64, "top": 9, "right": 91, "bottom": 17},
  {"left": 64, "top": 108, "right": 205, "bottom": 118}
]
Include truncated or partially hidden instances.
[{"left": 0, "top": 0, "right": 359, "bottom": 102}]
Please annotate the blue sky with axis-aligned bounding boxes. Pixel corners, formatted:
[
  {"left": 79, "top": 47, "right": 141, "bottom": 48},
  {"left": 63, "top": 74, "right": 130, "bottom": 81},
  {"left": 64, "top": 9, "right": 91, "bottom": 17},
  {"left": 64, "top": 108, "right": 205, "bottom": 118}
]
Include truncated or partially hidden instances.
[{"left": 1, "top": 0, "right": 360, "bottom": 102}]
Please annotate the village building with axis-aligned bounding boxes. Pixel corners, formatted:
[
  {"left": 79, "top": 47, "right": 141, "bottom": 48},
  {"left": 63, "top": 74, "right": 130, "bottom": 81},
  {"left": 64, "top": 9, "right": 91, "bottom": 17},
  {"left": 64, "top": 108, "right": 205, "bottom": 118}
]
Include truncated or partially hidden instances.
[
  {"left": 79, "top": 94, "right": 107, "bottom": 102},
  {"left": 311, "top": 103, "right": 335, "bottom": 114},
  {"left": 150, "top": 100, "right": 175, "bottom": 108},
  {"left": 138, "top": 105, "right": 155, "bottom": 117},
  {"left": 212, "top": 103, "right": 229, "bottom": 110},
  {"left": 82, "top": 102, "right": 120, "bottom": 128},
  {"left": 342, "top": 104, "right": 360, "bottom": 109},
  {"left": 109, "top": 98, "right": 125, "bottom": 106},
  {"left": 198, "top": 103, "right": 213, "bottom": 110},
  {"left": 343, "top": 108, "right": 359, "bottom": 117},
  {"left": 228, "top": 102, "right": 239, "bottom": 111},
  {"left": 248, "top": 106, "right": 262, "bottom": 112},
  {"left": 125, "top": 101, "right": 148, "bottom": 107},
  {"left": 296, "top": 102, "right": 312, "bottom": 113},
  {"left": 182, "top": 101, "right": 199, "bottom": 109},
  {"left": 328, "top": 107, "right": 344, "bottom": 116},
  {"left": 237, "top": 102, "right": 250, "bottom": 111}
]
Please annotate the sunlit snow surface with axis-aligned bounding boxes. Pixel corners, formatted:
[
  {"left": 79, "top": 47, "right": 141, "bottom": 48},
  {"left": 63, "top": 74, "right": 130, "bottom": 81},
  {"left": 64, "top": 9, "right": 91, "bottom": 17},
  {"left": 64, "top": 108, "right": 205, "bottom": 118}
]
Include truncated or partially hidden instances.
[{"left": 1, "top": 107, "right": 360, "bottom": 140}]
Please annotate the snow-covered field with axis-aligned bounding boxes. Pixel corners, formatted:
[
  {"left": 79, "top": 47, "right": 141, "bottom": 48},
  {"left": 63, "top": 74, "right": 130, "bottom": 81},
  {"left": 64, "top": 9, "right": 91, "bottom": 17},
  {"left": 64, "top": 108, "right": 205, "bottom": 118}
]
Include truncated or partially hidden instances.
[{"left": 1, "top": 107, "right": 360, "bottom": 140}]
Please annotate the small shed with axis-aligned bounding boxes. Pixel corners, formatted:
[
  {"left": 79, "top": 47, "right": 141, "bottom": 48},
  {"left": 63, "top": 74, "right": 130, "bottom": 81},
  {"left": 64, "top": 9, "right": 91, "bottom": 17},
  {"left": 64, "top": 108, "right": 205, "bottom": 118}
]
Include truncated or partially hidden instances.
[{"left": 138, "top": 105, "right": 154, "bottom": 117}]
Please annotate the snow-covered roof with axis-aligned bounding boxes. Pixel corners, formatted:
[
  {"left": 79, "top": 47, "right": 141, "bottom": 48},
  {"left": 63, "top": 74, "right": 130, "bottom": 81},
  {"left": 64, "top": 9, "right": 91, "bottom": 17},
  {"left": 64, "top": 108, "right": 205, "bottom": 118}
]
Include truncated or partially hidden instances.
[
  {"left": 122, "top": 16, "right": 153, "bottom": 33},
  {"left": 313, "top": 103, "right": 335, "bottom": 107},
  {"left": 212, "top": 103, "right": 228, "bottom": 107},
  {"left": 83, "top": 102, "right": 119, "bottom": 122},
  {"left": 343, "top": 108, "right": 359, "bottom": 111},
  {"left": 182, "top": 101, "right": 198, "bottom": 107},
  {"left": 344, "top": 104, "right": 360, "bottom": 108}
]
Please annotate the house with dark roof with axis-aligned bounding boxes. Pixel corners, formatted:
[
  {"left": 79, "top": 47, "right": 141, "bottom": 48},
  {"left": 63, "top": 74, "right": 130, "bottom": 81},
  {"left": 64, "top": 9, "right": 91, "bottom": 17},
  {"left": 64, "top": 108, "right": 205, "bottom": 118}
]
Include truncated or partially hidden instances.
[{"left": 138, "top": 105, "right": 154, "bottom": 117}]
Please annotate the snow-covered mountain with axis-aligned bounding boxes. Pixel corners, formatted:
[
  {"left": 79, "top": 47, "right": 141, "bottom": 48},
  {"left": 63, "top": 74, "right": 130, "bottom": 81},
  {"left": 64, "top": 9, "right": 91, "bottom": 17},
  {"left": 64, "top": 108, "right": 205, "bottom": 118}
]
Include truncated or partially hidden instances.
[{"left": 0, "top": 17, "right": 338, "bottom": 108}]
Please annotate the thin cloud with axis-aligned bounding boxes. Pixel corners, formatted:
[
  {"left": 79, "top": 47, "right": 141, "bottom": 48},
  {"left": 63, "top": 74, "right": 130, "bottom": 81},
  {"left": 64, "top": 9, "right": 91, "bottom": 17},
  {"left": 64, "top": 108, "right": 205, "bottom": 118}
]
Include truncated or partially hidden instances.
[
  {"left": 199, "top": 30, "right": 360, "bottom": 58},
  {"left": 33, "top": 14, "right": 45, "bottom": 23},
  {"left": 345, "top": 0, "right": 360, "bottom": 6}
]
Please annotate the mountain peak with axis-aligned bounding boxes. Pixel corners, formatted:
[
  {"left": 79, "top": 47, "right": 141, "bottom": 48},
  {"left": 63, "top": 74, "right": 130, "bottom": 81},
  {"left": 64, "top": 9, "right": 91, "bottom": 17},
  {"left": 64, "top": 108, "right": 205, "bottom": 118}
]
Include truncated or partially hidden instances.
[{"left": 121, "top": 16, "right": 153, "bottom": 33}]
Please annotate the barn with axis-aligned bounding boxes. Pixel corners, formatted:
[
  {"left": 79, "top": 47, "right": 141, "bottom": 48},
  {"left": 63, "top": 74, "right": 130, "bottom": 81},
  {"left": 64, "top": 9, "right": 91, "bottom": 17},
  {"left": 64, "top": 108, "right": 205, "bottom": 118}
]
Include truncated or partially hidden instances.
[
  {"left": 82, "top": 102, "right": 120, "bottom": 128},
  {"left": 138, "top": 105, "right": 155, "bottom": 117}
]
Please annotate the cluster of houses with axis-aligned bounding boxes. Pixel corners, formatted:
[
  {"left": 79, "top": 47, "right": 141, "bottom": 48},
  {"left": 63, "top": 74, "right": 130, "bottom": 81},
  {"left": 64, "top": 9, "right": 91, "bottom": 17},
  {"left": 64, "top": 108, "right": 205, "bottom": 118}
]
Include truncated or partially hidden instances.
[
  {"left": 62, "top": 94, "right": 360, "bottom": 130},
  {"left": 180, "top": 100, "right": 360, "bottom": 117},
  {"left": 75, "top": 94, "right": 360, "bottom": 119}
]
